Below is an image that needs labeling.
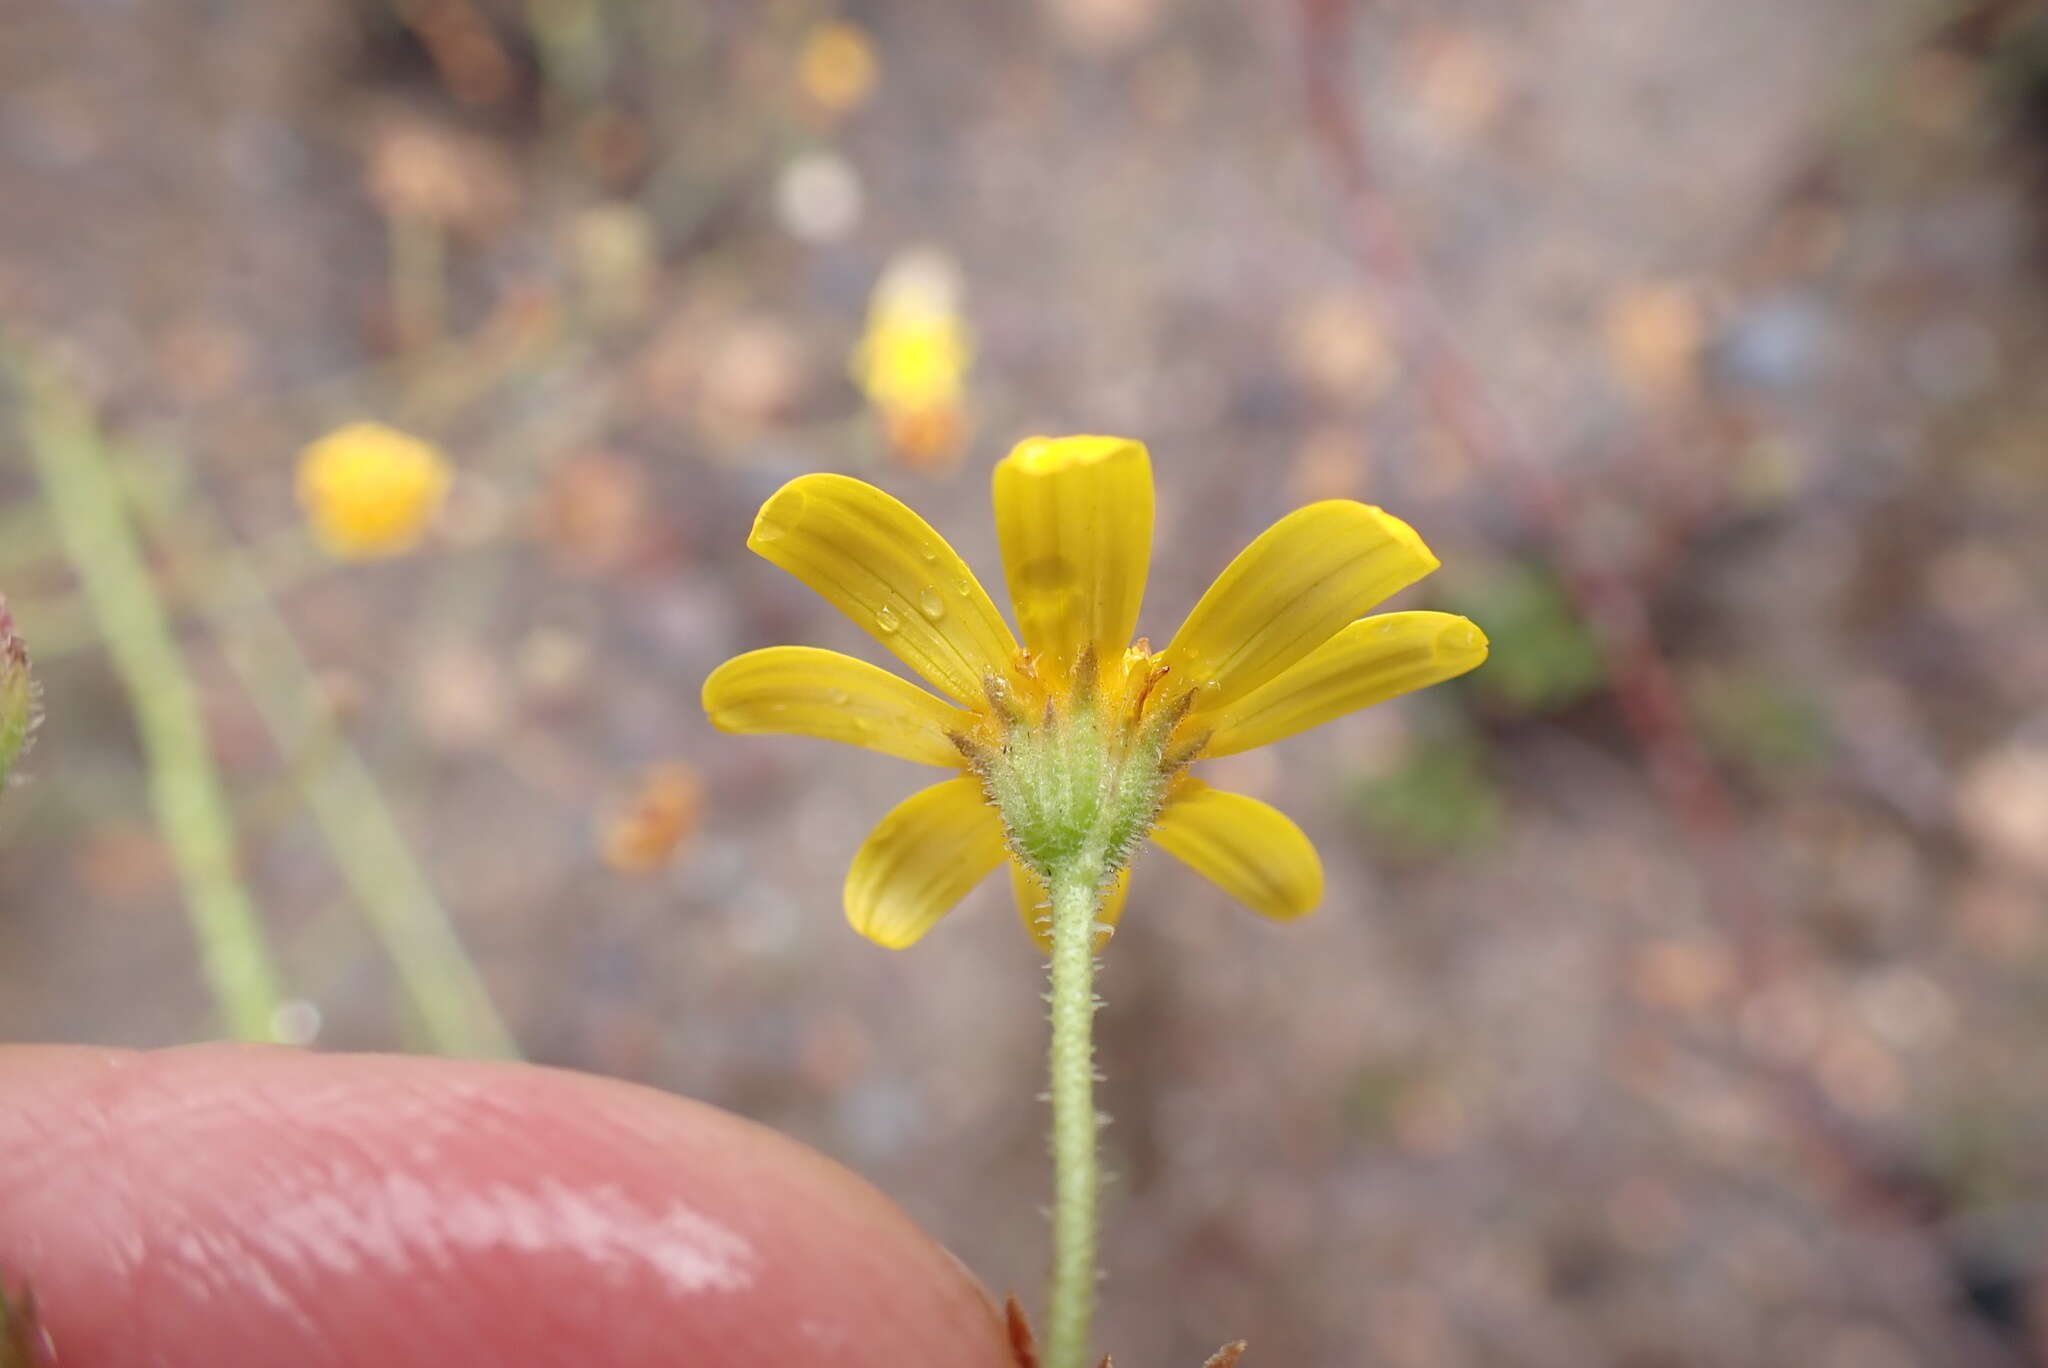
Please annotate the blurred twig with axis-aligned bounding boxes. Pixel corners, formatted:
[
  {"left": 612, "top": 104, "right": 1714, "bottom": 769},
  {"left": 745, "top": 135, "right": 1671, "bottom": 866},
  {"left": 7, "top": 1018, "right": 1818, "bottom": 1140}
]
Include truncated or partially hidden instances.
[{"left": 4, "top": 344, "right": 285, "bottom": 1041}]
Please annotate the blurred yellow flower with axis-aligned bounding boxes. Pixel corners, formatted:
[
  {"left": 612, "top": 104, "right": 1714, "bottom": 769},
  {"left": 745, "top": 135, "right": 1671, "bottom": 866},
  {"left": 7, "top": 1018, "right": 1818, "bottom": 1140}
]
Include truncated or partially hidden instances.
[
  {"left": 851, "top": 249, "right": 972, "bottom": 469},
  {"left": 296, "top": 422, "right": 452, "bottom": 559},
  {"left": 704, "top": 436, "right": 1489, "bottom": 949},
  {"left": 797, "top": 20, "right": 880, "bottom": 117}
]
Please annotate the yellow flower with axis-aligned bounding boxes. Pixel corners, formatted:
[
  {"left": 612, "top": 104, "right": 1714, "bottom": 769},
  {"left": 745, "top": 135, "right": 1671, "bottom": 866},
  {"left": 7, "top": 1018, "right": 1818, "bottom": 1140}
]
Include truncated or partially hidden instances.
[
  {"left": 851, "top": 249, "right": 971, "bottom": 469},
  {"left": 296, "top": 422, "right": 452, "bottom": 559},
  {"left": 703, "top": 436, "right": 1488, "bottom": 949}
]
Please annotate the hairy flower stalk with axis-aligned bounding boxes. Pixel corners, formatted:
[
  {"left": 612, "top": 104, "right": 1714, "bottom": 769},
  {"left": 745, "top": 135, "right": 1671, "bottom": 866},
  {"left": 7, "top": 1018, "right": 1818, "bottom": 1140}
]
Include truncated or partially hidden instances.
[
  {"left": 1044, "top": 872, "right": 1102, "bottom": 1368},
  {"left": 953, "top": 641, "right": 1204, "bottom": 1366},
  {"left": 704, "top": 435, "right": 1488, "bottom": 1365}
]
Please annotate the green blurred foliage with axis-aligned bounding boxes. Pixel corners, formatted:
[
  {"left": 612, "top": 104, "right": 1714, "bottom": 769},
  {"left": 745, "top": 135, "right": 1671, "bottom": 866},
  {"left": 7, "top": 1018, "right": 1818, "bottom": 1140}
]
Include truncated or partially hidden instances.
[
  {"left": 1688, "top": 666, "right": 1832, "bottom": 788},
  {"left": 1445, "top": 562, "right": 1606, "bottom": 717},
  {"left": 1340, "top": 1059, "right": 1414, "bottom": 1138},
  {"left": 1347, "top": 728, "right": 1503, "bottom": 857}
]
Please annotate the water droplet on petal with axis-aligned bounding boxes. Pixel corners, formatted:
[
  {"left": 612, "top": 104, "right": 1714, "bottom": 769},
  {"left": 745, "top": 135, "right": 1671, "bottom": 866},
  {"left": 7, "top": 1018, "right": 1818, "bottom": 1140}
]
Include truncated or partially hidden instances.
[
  {"left": 874, "top": 604, "right": 902, "bottom": 633},
  {"left": 953, "top": 577, "right": 973, "bottom": 597},
  {"left": 825, "top": 688, "right": 851, "bottom": 705},
  {"left": 918, "top": 588, "right": 946, "bottom": 620}
]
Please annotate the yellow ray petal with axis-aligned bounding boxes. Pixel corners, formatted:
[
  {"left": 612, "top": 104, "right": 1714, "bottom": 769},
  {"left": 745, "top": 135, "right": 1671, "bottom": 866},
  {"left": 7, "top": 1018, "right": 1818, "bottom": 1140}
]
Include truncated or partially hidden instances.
[
  {"left": 1149, "top": 779, "right": 1323, "bottom": 920},
  {"left": 845, "top": 777, "right": 1009, "bottom": 947},
  {"left": 992, "top": 436, "right": 1154, "bottom": 672},
  {"left": 1160, "top": 501, "right": 1439, "bottom": 709},
  {"left": 702, "top": 646, "right": 973, "bottom": 767},
  {"left": 1199, "top": 612, "right": 1488, "bottom": 757},
  {"left": 1010, "top": 861, "right": 1130, "bottom": 954},
  {"left": 749, "top": 474, "right": 1019, "bottom": 706}
]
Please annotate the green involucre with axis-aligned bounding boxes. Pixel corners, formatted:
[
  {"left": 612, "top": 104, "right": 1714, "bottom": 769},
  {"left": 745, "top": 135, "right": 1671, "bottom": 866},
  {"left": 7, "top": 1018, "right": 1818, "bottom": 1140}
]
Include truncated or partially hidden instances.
[{"left": 0, "top": 598, "right": 36, "bottom": 789}]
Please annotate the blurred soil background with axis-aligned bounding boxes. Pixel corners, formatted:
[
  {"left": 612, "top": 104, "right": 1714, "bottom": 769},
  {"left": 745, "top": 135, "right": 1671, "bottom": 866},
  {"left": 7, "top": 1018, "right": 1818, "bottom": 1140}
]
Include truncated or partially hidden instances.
[{"left": 4, "top": 0, "right": 2048, "bottom": 1363}]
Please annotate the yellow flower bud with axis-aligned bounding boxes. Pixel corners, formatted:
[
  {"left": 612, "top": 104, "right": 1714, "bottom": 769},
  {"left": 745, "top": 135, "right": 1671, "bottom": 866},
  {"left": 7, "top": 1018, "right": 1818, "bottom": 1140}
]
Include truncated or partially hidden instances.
[{"left": 296, "top": 422, "right": 452, "bottom": 559}]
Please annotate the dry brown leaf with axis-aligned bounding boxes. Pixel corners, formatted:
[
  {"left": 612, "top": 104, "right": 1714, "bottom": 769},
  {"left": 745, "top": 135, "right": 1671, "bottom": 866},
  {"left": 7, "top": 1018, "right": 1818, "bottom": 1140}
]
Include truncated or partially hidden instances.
[
  {"left": 1005, "top": 1296, "right": 1040, "bottom": 1368},
  {"left": 601, "top": 762, "right": 703, "bottom": 875}
]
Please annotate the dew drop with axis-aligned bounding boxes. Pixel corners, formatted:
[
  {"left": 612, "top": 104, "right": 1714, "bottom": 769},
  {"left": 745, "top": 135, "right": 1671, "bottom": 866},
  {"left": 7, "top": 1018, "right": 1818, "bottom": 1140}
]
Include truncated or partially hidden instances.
[
  {"left": 874, "top": 604, "right": 902, "bottom": 633},
  {"left": 824, "top": 688, "right": 851, "bottom": 705},
  {"left": 953, "top": 577, "right": 973, "bottom": 597},
  {"left": 918, "top": 588, "right": 946, "bottom": 621}
]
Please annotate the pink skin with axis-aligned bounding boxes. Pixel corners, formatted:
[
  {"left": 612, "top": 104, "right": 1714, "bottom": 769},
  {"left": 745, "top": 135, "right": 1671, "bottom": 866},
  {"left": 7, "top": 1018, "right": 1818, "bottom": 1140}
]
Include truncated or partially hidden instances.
[{"left": 0, "top": 1046, "right": 1016, "bottom": 1367}]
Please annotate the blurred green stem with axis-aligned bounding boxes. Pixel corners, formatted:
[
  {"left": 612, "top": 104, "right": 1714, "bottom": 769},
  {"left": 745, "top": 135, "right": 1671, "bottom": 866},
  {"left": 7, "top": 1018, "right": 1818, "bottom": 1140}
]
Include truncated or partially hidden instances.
[
  {"left": 0, "top": 503, "right": 57, "bottom": 574},
  {"left": 198, "top": 517, "right": 519, "bottom": 1058},
  {"left": 9, "top": 350, "right": 285, "bottom": 1041},
  {"left": 527, "top": 0, "right": 608, "bottom": 106}
]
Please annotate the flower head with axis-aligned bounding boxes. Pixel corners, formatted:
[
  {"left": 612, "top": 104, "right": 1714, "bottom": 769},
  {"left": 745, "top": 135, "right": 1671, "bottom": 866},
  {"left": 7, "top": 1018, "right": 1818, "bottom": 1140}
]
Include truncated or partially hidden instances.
[
  {"left": 703, "top": 436, "right": 1488, "bottom": 949},
  {"left": 0, "top": 595, "right": 38, "bottom": 788},
  {"left": 297, "top": 422, "right": 452, "bottom": 559}
]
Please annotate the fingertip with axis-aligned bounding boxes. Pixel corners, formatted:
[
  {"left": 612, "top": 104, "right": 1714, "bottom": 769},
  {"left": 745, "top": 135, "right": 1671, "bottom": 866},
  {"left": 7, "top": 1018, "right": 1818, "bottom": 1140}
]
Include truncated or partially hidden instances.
[{"left": 0, "top": 1046, "right": 1013, "bottom": 1368}]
